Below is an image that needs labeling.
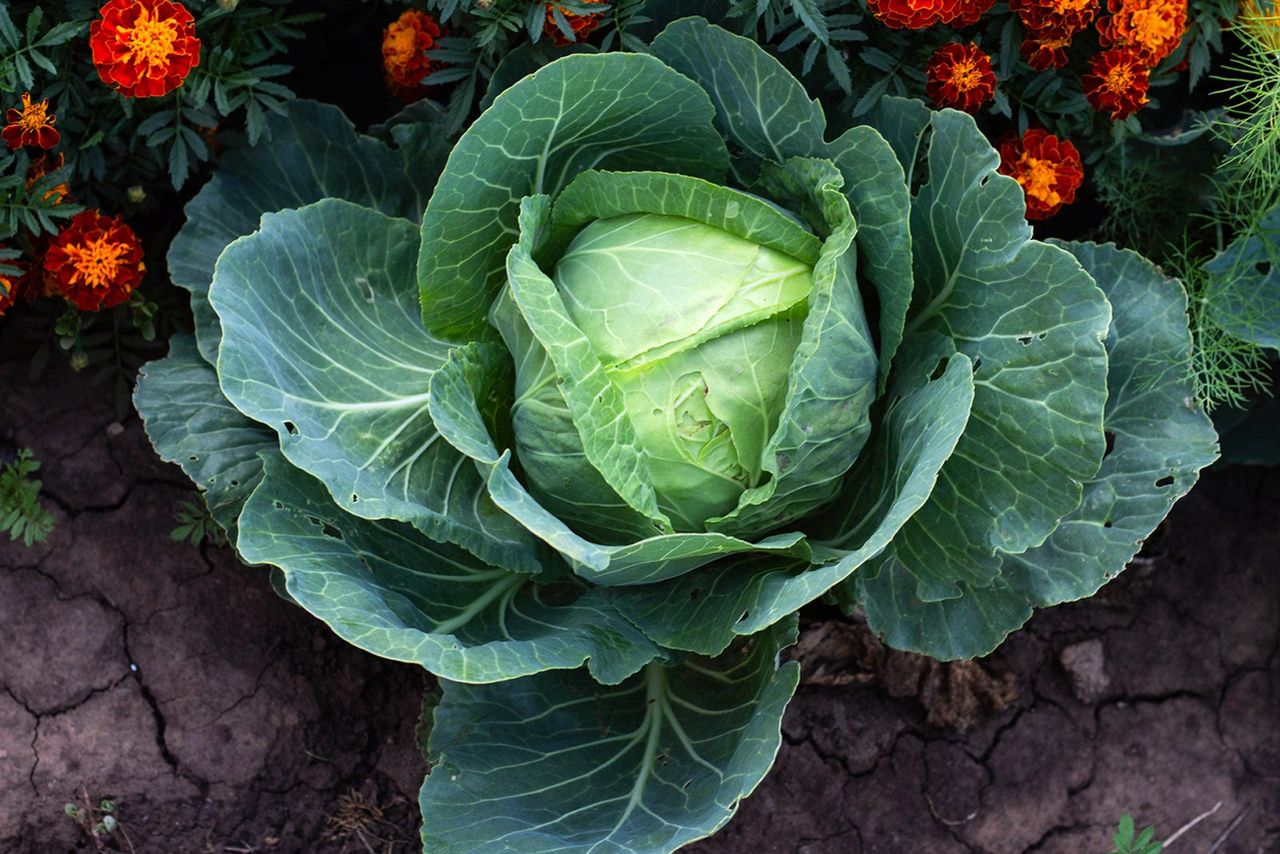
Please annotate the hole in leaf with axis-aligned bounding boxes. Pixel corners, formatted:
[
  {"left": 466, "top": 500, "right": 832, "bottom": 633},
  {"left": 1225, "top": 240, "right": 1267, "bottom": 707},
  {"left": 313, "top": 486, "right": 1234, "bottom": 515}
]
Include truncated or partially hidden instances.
[
  {"left": 1103, "top": 519, "right": 1113, "bottom": 528},
  {"left": 929, "top": 359, "right": 947, "bottom": 381},
  {"left": 355, "top": 275, "right": 374, "bottom": 302},
  {"left": 1036, "top": 331, "right": 1047, "bottom": 340},
  {"left": 739, "top": 610, "right": 750, "bottom": 622},
  {"left": 1103, "top": 431, "right": 1116, "bottom": 458},
  {"left": 321, "top": 521, "right": 344, "bottom": 540},
  {"left": 188, "top": 455, "right": 199, "bottom": 462},
  {"left": 1017, "top": 334, "right": 1033, "bottom": 345},
  {"left": 284, "top": 421, "right": 298, "bottom": 435},
  {"left": 273, "top": 501, "right": 284, "bottom": 510},
  {"left": 351, "top": 494, "right": 359, "bottom": 503},
  {"left": 971, "top": 356, "right": 983, "bottom": 374},
  {"left": 1155, "top": 476, "right": 1174, "bottom": 488},
  {"left": 229, "top": 479, "right": 239, "bottom": 487}
]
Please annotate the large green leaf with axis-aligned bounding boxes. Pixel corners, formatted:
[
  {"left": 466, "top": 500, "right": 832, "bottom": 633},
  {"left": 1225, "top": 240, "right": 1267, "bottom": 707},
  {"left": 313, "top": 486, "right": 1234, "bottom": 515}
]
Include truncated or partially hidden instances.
[
  {"left": 860, "top": 243, "right": 1218, "bottom": 659},
  {"left": 426, "top": 335, "right": 816, "bottom": 587},
  {"left": 132, "top": 334, "right": 274, "bottom": 536},
  {"left": 237, "top": 455, "right": 659, "bottom": 685},
  {"left": 611, "top": 351, "right": 974, "bottom": 656},
  {"left": 210, "top": 199, "right": 545, "bottom": 573},
  {"left": 649, "top": 17, "right": 915, "bottom": 389},
  {"left": 870, "top": 110, "right": 1111, "bottom": 601},
  {"left": 168, "top": 99, "right": 441, "bottom": 363},
  {"left": 417, "top": 52, "right": 730, "bottom": 341},
  {"left": 420, "top": 617, "right": 799, "bottom": 853},
  {"left": 1204, "top": 205, "right": 1280, "bottom": 351}
]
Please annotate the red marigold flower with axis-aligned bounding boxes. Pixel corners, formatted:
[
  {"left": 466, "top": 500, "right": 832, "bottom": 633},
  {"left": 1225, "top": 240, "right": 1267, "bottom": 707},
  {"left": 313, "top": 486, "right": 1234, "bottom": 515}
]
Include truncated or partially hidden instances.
[
  {"left": 867, "top": 0, "right": 960, "bottom": 29},
  {"left": 997, "top": 129, "right": 1084, "bottom": 221},
  {"left": 1010, "top": 0, "right": 1098, "bottom": 37},
  {"left": 90, "top": 0, "right": 201, "bottom": 98},
  {"left": 0, "top": 249, "right": 19, "bottom": 316},
  {"left": 2, "top": 93, "right": 60, "bottom": 150},
  {"left": 1021, "top": 34, "right": 1075, "bottom": 69},
  {"left": 545, "top": 0, "right": 607, "bottom": 45},
  {"left": 953, "top": 0, "right": 997, "bottom": 26},
  {"left": 1097, "top": 0, "right": 1187, "bottom": 65},
  {"left": 382, "top": 9, "right": 446, "bottom": 103},
  {"left": 43, "top": 210, "right": 146, "bottom": 311},
  {"left": 925, "top": 43, "right": 997, "bottom": 113},
  {"left": 26, "top": 153, "right": 70, "bottom": 205},
  {"left": 1082, "top": 48, "right": 1151, "bottom": 118}
]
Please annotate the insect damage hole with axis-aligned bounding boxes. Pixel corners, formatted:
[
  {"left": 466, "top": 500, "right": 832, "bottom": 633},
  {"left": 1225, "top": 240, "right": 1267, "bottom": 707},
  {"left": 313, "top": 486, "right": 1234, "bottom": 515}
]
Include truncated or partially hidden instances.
[
  {"left": 1155, "top": 476, "right": 1174, "bottom": 488},
  {"left": 355, "top": 275, "right": 375, "bottom": 302}
]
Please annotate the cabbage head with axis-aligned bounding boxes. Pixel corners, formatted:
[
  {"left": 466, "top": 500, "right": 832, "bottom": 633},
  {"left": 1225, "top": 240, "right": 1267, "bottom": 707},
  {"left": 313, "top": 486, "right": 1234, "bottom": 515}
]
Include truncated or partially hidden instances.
[{"left": 135, "top": 17, "right": 1218, "bottom": 854}]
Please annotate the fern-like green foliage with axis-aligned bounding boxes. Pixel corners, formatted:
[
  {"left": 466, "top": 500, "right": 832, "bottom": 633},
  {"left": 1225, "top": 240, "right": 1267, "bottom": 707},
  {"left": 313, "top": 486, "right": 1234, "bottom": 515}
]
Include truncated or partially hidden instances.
[
  {"left": 0, "top": 448, "right": 55, "bottom": 547},
  {"left": 170, "top": 496, "right": 228, "bottom": 547},
  {"left": 1213, "top": 19, "right": 1280, "bottom": 232},
  {"left": 1170, "top": 242, "right": 1273, "bottom": 410}
]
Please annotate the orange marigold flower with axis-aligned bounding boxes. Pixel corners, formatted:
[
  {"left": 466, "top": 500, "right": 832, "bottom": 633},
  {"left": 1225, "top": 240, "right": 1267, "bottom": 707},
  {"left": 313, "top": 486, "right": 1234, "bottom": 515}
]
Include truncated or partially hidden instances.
[
  {"left": 382, "top": 9, "right": 446, "bottom": 102},
  {"left": 1082, "top": 48, "right": 1151, "bottom": 118},
  {"left": 545, "top": 0, "right": 607, "bottom": 45},
  {"left": 1097, "top": 0, "right": 1187, "bottom": 65},
  {"left": 998, "top": 129, "right": 1084, "bottom": 221},
  {"left": 1021, "top": 34, "right": 1075, "bottom": 69},
  {"left": 2, "top": 93, "right": 60, "bottom": 150},
  {"left": 925, "top": 43, "right": 997, "bottom": 113},
  {"left": 90, "top": 0, "right": 201, "bottom": 99},
  {"left": 1010, "top": 0, "right": 1098, "bottom": 37},
  {"left": 43, "top": 210, "right": 145, "bottom": 311}
]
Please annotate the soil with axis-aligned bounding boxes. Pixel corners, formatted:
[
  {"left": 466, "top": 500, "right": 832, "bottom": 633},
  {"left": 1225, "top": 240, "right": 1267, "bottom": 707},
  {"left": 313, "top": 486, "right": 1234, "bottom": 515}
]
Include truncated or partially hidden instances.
[{"left": 1, "top": 351, "right": 1277, "bottom": 854}]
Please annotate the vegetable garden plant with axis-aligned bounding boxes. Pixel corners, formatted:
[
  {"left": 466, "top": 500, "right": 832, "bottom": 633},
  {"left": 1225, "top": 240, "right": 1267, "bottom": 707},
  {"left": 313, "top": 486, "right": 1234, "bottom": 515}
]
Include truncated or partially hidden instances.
[{"left": 134, "top": 16, "right": 1219, "bottom": 853}]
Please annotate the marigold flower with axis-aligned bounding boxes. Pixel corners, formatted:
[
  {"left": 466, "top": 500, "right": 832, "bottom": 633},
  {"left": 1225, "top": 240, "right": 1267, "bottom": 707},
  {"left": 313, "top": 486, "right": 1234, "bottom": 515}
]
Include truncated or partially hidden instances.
[
  {"left": 382, "top": 9, "right": 446, "bottom": 102},
  {"left": 1020, "top": 34, "right": 1074, "bottom": 69},
  {"left": 1097, "top": 0, "right": 1187, "bottom": 65},
  {"left": 26, "top": 154, "right": 70, "bottom": 205},
  {"left": 90, "top": 0, "right": 201, "bottom": 98},
  {"left": 1010, "top": 0, "right": 1098, "bottom": 38},
  {"left": 43, "top": 210, "right": 145, "bottom": 311},
  {"left": 925, "top": 43, "right": 997, "bottom": 112},
  {"left": 2, "top": 93, "right": 60, "bottom": 150},
  {"left": 998, "top": 129, "right": 1084, "bottom": 221},
  {"left": 0, "top": 251, "right": 18, "bottom": 316},
  {"left": 1240, "top": 0, "right": 1280, "bottom": 51},
  {"left": 866, "top": 0, "right": 958, "bottom": 29},
  {"left": 545, "top": 0, "right": 607, "bottom": 45},
  {"left": 1082, "top": 48, "right": 1151, "bottom": 118}
]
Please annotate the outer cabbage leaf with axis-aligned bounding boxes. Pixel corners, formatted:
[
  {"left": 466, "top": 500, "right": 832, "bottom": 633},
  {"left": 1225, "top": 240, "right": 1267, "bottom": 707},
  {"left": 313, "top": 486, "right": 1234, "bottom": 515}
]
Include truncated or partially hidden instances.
[
  {"left": 420, "top": 618, "right": 799, "bottom": 853},
  {"left": 210, "top": 199, "right": 546, "bottom": 572},
  {"left": 860, "top": 243, "right": 1218, "bottom": 658},
  {"left": 133, "top": 334, "right": 274, "bottom": 536},
  {"left": 417, "top": 52, "right": 731, "bottom": 341},
  {"left": 168, "top": 99, "right": 443, "bottom": 363},
  {"left": 610, "top": 351, "right": 974, "bottom": 656},
  {"left": 650, "top": 17, "right": 914, "bottom": 389},
  {"left": 861, "top": 107, "right": 1111, "bottom": 603},
  {"left": 236, "top": 454, "right": 659, "bottom": 685}
]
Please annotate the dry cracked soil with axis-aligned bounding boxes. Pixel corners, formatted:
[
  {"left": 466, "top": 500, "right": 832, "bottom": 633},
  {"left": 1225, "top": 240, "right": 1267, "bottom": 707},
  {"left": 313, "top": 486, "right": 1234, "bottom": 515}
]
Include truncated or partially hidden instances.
[{"left": 1, "top": 349, "right": 1277, "bottom": 854}]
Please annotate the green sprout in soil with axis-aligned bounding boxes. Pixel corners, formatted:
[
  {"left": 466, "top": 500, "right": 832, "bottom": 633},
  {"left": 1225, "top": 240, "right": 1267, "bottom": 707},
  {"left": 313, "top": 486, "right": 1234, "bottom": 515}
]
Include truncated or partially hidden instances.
[
  {"left": 0, "top": 448, "right": 54, "bottom": 546},
  {"left": 63, "top": 789, "right": 134, "bottom": 853},
  {"left": 1109, "top": 814, "right": 1164, "bottom": 854}
]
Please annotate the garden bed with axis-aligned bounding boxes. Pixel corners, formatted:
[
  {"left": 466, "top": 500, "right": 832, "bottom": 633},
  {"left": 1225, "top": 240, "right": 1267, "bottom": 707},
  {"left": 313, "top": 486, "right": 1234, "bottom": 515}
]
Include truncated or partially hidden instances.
[{"left": 2, "top": 343, "right": 1275, "bottom": 853}]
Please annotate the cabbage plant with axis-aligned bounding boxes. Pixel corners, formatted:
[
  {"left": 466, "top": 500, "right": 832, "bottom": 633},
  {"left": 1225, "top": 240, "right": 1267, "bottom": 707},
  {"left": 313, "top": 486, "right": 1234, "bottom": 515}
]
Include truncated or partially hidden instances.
[{"left": 135, "top": 18, "right": 1218, "bottom": 853}]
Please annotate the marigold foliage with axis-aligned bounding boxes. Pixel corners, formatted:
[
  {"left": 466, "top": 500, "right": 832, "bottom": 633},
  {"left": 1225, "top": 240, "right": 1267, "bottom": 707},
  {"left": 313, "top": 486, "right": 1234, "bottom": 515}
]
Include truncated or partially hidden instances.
[
  {"left": 2, "top": 92, "right": 59, "bottom": 150},
  {"left": 998, "top": 128, "right": 1084, "bottom": 220},
  {"left": 382, "top": 9, "right": 446, "bottom": 102},
  {"left": 546, "top": 0, "right": 608, "bottom": 45},
  {"left": 89, "top": 0, "right": 201, "bottom": 98},
  {"left": 925, "top": 42, "right": 996, "bottom": 112},
  {"left": 43, "top": 209, "right": 145, "bottom": 311},
  {"left": 1083, "top": 48, "right": 1152, "bottom": 118}
]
